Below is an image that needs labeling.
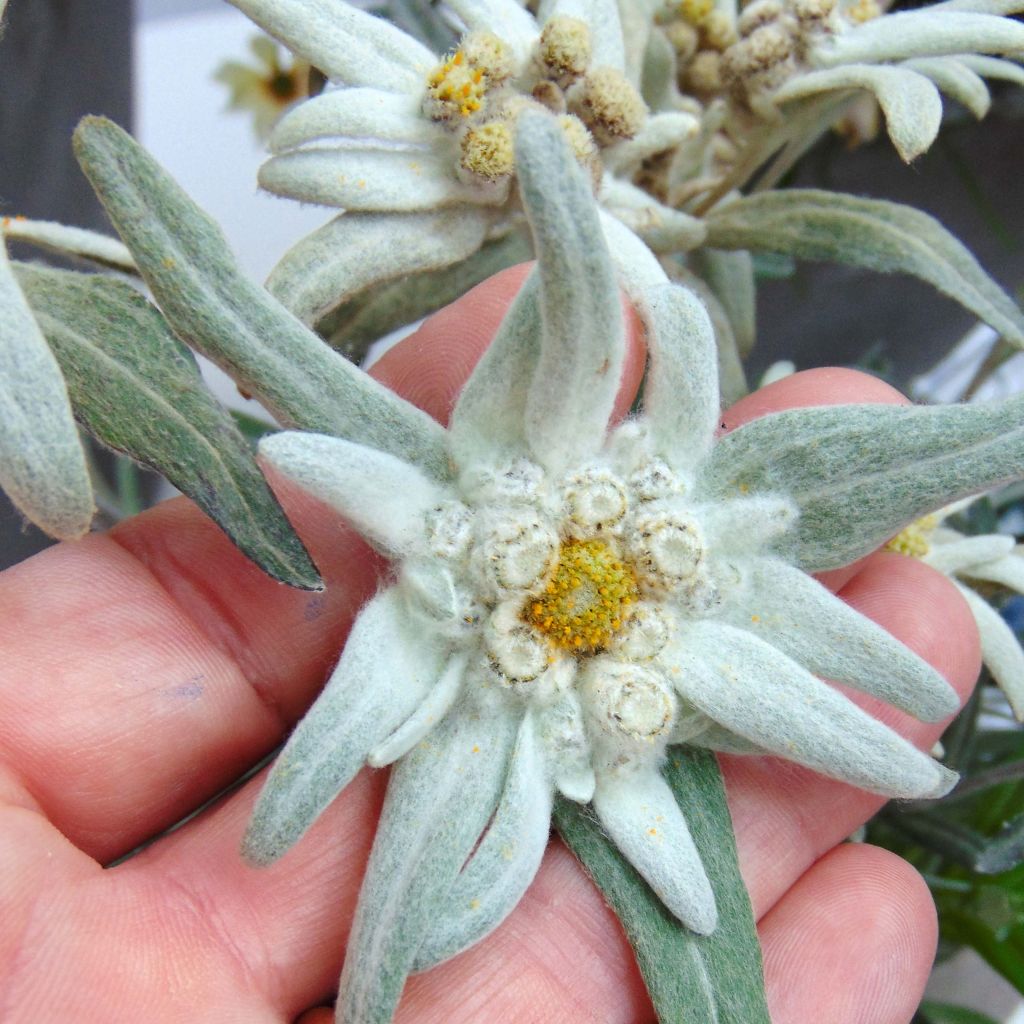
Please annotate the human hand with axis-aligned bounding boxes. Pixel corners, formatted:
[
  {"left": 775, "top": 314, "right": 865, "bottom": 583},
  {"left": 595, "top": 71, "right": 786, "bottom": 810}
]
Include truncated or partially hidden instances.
[{"left": 0, "top": 267, "right": 979, "bottom": 1023}]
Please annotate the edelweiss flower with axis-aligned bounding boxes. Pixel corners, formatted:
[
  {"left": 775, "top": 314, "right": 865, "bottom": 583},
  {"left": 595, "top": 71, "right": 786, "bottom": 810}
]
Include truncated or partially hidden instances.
[
  {"left": 889, "top": 501, "right": 1024, "bottom": 719},
  {"left": 241, "top": 113, "right": 972, "bottom": 1022},
  {"left": 225, "top": 0, "right": 705, "bottom": 324}
]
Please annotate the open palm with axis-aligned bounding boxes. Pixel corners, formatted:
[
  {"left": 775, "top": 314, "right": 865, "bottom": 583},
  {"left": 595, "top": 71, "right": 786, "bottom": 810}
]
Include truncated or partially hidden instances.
[{"left": 0, "top": 269, "right": 978, "bottom": 1023}]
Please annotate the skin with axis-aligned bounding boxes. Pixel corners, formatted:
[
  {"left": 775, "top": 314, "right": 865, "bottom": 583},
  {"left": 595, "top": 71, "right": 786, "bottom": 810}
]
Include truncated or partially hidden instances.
[{"left": 0, "top": 266, "right": 980, "bottom": 1023}]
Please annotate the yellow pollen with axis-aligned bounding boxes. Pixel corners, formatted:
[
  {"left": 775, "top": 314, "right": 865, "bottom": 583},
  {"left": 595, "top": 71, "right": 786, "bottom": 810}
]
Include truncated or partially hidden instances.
[
  {"left": 885, "top": 514, "right": 939, "bottom": 559},
  {"left": 846, "top": 0, "right": 882, "bottom": 21},
  {"left": 524, "top": 539, "right": 639, "bottom": 655}
]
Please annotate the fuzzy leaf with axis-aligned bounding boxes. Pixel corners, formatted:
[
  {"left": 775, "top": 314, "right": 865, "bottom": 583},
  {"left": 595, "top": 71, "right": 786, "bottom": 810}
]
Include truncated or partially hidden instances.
[
  {"left": 18, "top": 264, "right": 320, "bottom": 589},
  {"left": 958, "top": 584, "right": 1024, "bottom": 720},
  {"left": 704, "top": 191, "right": 1024, "bottom": 347},
  {"left": 699, "top": 395, "right": 1024, "bottom": 570},
  {"left": 516, "top": 111, "right": 625, "bottom": 472},
  {"left": 72, "top": 116, "right": 449, "bottom": 479},
  {"left": 243, "top": 588, "right": 444, "bottom": 866},
  {"left": 902, "top": 57, "right": 991, "bottom": 119},
  {"left": 773, "top": 64, "right": 944, "bottom": 163},
  {"left": 0, "top": 245, "right": 93, "bottom": 539},
  {"left": 555, "top": 748, "right": 770, "bottom": 1024},
  {"left": 336, "top": 702, "right": 518, "bottom": 1023},
  {"left": 689, "top": 249, "right": 756, "bottom": 358},
  {"left": 267, "top": 209, "right": 487, "bottom": 326},
  {"left": 2, "top": 216, "right": 136, "bottom": 273}
]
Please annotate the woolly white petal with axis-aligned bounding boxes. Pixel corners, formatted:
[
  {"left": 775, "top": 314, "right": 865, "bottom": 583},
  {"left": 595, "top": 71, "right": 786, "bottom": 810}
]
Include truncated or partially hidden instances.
[
  {"left": 957, "top": 584, "right": 1024, "bottom": 720},
  {"left": 259, "top": 431, "right": 448, "bottom": 555},
  {"left": 226, "top": 0, "right": 435, "bottom": 90},
  {"left": 544, "top": 0, "right": 626, "bottom": 70},
  {"left": 958, "top": 54, "right": 1024, "bottom": 86},
  {"left": 368, "top": 650, "right": 469, "bottom": 767},
  {"left": 600, "top": 176, "right": 707, "bottom": 252},
  {"left": 602, "top": 113, "right": 700, "bottom": 176},
  {"left": 258, "top": 148, "right": 503, "bottom": 211},
  {"left": 593, "top": 767, "right": 718, "bottom": 934},
  {"left": 445, "top": 0, "right": 537, "bottom": 59},
  {"left": 413, "top": 713, "right": 554, "bottom": 969},
  {"left": 773, "top": 65, "right": 943, "bottom": 163},
  {"left": 336, "top": 704, "right": 518, "bottom": 1022},
  {"left": 599, "top": 209, "right": 671, "bottom": 297},
  {"left": 924, "top": 533, "right": 1016, "bottom": 575},
  {"left": 639, "top": 283, "right": 719, "bottom": 473},
  {"left": 719, "top": 556, "right": 959, "bottom": 721},
  {"left": 960, "top": 551, "right": 1024, "bottom": 593},
  {"left": 669, "top": 622, "right": 958, "bottom": 798},
  {"left": 901, "top": 57, "right": 991, "bottom": 119},
  {"left": 242, "top": 587, "right": 443, "bottom": 865},
  {"left": 516, "top": 112, "right": 625, "bottom": 473},
  {"left": 537, "top": 690, "right": 596, "bottom": 802},
  {"left": 269, "top": 89, "right": 441, "bottom": 154}
]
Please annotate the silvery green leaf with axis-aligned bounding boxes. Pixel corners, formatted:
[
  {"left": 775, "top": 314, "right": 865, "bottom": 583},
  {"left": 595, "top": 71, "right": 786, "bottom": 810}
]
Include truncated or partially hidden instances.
[
  {"left": 413, "top": 712, "right": 553, "bottom": 970},
  {"left": 18, "top": 264, "right": 320, "bottom": 590},
  {"left": 0, "top": 245, "right": 92, "bottom": 539},
  {"left": 259, "top": 431, "right": 445, "bottom": 556},
  {"left": 957, "top": 54, "right": 1024, "bottom": 86},
  {"left": 593, "top": 767, "right": 717, "bottom": 933},
  {"left": 957, "top": 584, "right": 1024, "bottom": 720},
  {"left": 2, "top": 216, "right": 136, "bottom": 273},
  {"left": 925, "top": 535, "right": 1015, "bottom": 574},
  {"left": 699, "top": 395, "right": 1024, "bottom": 570},
  {"left": 450, "top": 271, "right": 541, "bottom": 468},
  {"left": 268, "top": 88, "right": 442, "bottom": 154},
  {"left": 689, "top": 248, "right": 756, "bottom": 358},
  {"left": 516, "top": 112, "right": 625, "bottom": 472},
  {"left": 599, "top": 209, "right": 671, "bottom": 296},
  {"left": 669, "top": 263, "right": 749, "bottom": 407},
  {"left": 603, "top": 113, "right": 700, "bottom": 176},
  {"left": 704, "top": 191, "right": 1024, "bottom": 347},
  {"left": 225, "top": 0, "right": 435, "bottom": 91},
  {"left": 267, "top": 209, "right": 488, "bottom": 325},
  {"left": 336, "top": 702, "right": 517, "bottom": 1023},
  {"left": 902, "top": 57, "right": 991, "bottom": 119},
  {"left": 673, "top": 623, "right": 958, "bottom": 798},
  {"left": 544, "top": 0, "right": 626, "bottom": 70},
  {"left": 243, "top": 588, "right": 444, "bottom": 866},
  {"left": 72, "top": 117, "right": 449, "bottom": 479},
  {"left": 601, "top": 177, "right": 707, "bottom": 252},
  {"left": 444, "top": 0, "right": 536, "bottom": 58},
  {"left": 322, "top": 228, "right": 532, "bottom": 361},
  {"left": 367, "top": 650, "right": 468, "bottom": 768},
  {"left": 639, "top": 283, "right": 719, "bottom": 472},
  {"left": 639, "top": 25, "right": 678, "bottom": 109},
  {"left": 258, "top": 148, "right": 504, "bottom": 211},
  {"left": 772, "top": 65, "right": 943, "bottom": 163},
  {"left": 722, "top": 556, "right": 959, "bottom": 721},
  {"left": 555, "top": 748, "right": 771, "bottom": 1024},
  {"left": 814, "top": 12, "right": 1024, "bottom": 66}
]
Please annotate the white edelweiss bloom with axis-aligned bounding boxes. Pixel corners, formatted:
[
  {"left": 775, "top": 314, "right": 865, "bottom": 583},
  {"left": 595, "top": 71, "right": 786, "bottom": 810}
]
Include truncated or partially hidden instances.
[
  {"left": 888, "top": 498, "right": 1024, "bottom": 720},
  {"left": 232, "top": 112, "right": 1024, "bottom": 1023},
  {"left": 225, "top": 0, "right": 705, "bottom": 324}
]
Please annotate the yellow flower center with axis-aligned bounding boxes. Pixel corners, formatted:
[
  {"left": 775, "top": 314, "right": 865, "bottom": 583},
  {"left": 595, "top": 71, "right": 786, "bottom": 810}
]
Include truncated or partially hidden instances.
[
  {"left": 886, "top": 513, "right": 939, "bottom": 558},
  {"left": 525, "top": 539, "right": 639, "bottom": 654},
  {"left": 426, "top": 49, "right": 487, "bottom": 117}
]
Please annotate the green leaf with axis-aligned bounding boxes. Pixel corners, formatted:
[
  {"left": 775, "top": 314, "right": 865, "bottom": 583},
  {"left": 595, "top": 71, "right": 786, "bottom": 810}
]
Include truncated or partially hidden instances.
[
  {"left": 2, "top": 216, "right": 137, "bottom": 273},
  {"left": 700, "top": 394, "right": 1024, "bottom": 571},
  {"left": 0, "top": 242, "right": 93, "bottom": 539},
  {"left": 705, "top": 191, "right": 1024, "bottom": 348},
  {"left": 16, "top": 263, "right": 321, "bottom": 590},
  {"left": 689, "top": 249, "right": 756, "bottom": 358},
  {"left": 941, "top": 908, "right": 1024, "bottom": 993},
  {"left": 72, "top": 116, "right": 449, "bottom": 480},
  {"left": 554, "top": 748, "right": 770, "bottom": 1024},
  {"left": 919, "top": 1001, "right": 1001, "bottom": 1024}
]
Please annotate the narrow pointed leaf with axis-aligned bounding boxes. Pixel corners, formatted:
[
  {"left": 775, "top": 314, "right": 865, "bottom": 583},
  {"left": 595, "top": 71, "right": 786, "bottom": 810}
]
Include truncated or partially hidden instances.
[
  {"left": 902, "top": 57, "right": 991, "bottom": 119},
  {"left": 225, "top": 0, "right": 435, "bottom": 91},
  {"left": 516, "top": 111, "right": 625, "bottom": 473},
  {"left": 698, "top": 394, "right": 1024, "bottom": 570},
  {"left": 18, "top": 264, "right": 320, "bottom": 589},
  {"left": 242, "top": 588, "right": 444, "bottom": 866},
  {"left": 259, "top": 431, "right": 446, "bottom": 556},
  {"left": 672, "top": 622, "right": 957, "bottom": 798},
  {"left": 267, "top": 209, "right": 487, "bottom": 326},
  {"left": 555, "top": 747, "right": 771, "bottom": 1024},
  {"left": 689, "top": 248, "right": 756, "bottom": 358},
  {"left": 958, "top": 54, "right": 1024, "bottom": 86},
  {"left": 0, "top": 246, "right": 92, "bottom": 539},
  {"left": 413, "top": 713, "right": 553, "bottom": 969},
  {"left": 961, "top": 551, "right": 1024, "bottom": 593},
  {"left": 705, "top": 191, "right": 1024, "bottom": 347},
  {"left": 924, "top": 534, "right": 1014, "bottom": 575},
  {"left": 336, "top": 703, "right": 517, "bottom": 1023},
  {"left": 721, "top": 556, "right": 958, "bottom": 721},
  {"left": 919, "top": 1001, "right": 1001, "bottom": 1024},
  {"left": 958, "top": 584, "right": 1024, "bottom": 720},
  {"left": 3, "top": 216, "right": 136, "bottom": 273},
  {"left": 72, "top": 117, "right": 448, "bottom": 479}
]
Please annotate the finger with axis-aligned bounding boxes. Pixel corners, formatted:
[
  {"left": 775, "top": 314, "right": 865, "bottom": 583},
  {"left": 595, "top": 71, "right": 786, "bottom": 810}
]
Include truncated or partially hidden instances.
[
  {"left": 762, "top": 843, "right": 937, "bottom": 1024},
  {"left": 0, "top": 267, "right": 645, "bottom": 864}
]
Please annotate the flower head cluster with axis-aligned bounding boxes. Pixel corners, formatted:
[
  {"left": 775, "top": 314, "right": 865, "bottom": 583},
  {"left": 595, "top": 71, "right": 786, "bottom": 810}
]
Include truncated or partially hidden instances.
[{"left": 241, "top": 112, "right": 974, "bottom": 1023}]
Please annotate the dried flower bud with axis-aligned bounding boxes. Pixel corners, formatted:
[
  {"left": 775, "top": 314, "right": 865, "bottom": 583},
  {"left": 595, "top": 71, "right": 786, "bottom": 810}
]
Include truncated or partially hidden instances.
[
  {"left": 573, "top": 66, "right": 648, "bottom": 143},
  {"left": 538, "top": 16, "right": 592, "bottom": 80},
  {"left": 683, "top": 49, "right": 724, "bottom": 93}
]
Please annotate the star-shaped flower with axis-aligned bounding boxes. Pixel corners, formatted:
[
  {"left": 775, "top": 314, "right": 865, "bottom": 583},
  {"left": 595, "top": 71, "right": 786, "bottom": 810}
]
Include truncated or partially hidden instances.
[{"left": 235, "top": 111, "right": 1024, "bottom": 1023}]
